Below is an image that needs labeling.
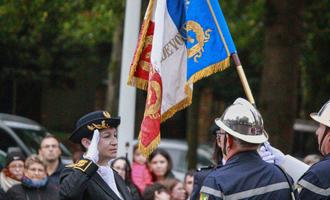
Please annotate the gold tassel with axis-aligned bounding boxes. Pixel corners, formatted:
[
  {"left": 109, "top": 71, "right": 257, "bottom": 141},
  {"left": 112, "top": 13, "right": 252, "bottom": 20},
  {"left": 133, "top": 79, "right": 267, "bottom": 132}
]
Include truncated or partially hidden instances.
[{"left": 130, "top": 77, "right": 149, "bottom": 91}]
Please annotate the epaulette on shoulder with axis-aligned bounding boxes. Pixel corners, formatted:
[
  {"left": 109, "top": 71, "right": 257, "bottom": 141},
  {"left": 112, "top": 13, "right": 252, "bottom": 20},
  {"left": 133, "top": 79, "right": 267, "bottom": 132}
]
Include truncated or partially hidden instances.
[
  {"left": 65, "top": 163, "right": 75, "bottom": 168},
  {"left": 197, "top": 165, "right": 215, "bottom": 172},
  {"left": 65, "top": 159, "right": 96, "bottom": 174},
  {"left": 72, "top": 159, "right": 93, "bottom": 172}
]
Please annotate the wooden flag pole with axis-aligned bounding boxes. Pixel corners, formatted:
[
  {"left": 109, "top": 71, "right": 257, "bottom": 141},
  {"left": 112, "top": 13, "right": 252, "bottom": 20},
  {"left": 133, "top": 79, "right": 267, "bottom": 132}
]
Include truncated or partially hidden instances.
[{"left": 231, "top": 53, "right": 256, "bottom": 105}]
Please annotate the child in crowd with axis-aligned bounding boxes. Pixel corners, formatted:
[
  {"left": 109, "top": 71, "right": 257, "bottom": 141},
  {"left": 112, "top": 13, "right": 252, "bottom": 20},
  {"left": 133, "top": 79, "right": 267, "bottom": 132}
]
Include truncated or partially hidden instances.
[
  {"left": 161, "top": 179, "right": 187, "bottom": 200},
  {"left": 148, "top": 148, "right": 175, "bottom": 182},
  {"left": 143, "top": 183, "right": 170, "bottom": 200},
  {"left": 183, "top": 170, "right": 194, "bottom": 200},
  {"left": 131, "top": 145, "right": 152, "bottom": 193}
]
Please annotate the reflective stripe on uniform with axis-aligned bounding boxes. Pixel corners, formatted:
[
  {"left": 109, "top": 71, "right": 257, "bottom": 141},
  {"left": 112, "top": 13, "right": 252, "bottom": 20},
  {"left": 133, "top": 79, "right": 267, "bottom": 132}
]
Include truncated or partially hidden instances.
[
  {"left": 201, "top": 182, "right": 290, "bottom": 200},
  {"left": 298, "top": 179, "right": 330, "bottom": 196},
  {"left": 200, "top": 186, "right": 223, "bottom": 198},
  {"left": 224, "top": 182, "right": 290, "bottom": 200}
]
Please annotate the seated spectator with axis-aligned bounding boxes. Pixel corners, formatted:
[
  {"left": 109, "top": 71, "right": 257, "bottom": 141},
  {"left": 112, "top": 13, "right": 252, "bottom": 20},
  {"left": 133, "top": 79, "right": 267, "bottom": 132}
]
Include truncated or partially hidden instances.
[
  {"left": 0, "top": 151, "right": 25, "bottom": 192},
  {"left": 148, "top": 148, "right": 175, "bottom": 182},
  {"left": 183, "top": 170, "right": 194, "bottom": 200},
  {"left": 303, "top": 154, "right": 322, "bottom": 166},
  {"left": 6, "top": 154, "right": 59, "bottom": 200},
  {"left": 111, "top": 157, "right": 142, "bottom": 200},
  {"left": 132, "top": 145, "right": 152, "bottom": 193},
  {"left": 161, "top": 179, "right": 187, "bottom": 200},
  {"left": 143, "top": 183, "right": 170, "bottom": 200}
]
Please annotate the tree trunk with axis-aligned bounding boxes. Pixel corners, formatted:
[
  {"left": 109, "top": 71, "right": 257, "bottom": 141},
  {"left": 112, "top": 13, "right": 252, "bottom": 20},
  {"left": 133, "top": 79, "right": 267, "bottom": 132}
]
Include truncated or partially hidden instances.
[
  {"left": 187, "top": 87, "right": 201, "bottom": 170},
  {"left": 197, "top": 87, "right": 213, "bottom": 144},
  {"left": 105, "top": 23, "right": 123, "bottom": 114},
  {"left": 260, "top": 0, "right": 303, "bottom": 153}
]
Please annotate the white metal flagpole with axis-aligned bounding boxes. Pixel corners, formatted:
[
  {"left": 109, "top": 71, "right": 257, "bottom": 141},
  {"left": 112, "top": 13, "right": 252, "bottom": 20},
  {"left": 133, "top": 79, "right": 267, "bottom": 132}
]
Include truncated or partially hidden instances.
[{"left": 117, "top": 0, "right": 142, "bottom": 161}]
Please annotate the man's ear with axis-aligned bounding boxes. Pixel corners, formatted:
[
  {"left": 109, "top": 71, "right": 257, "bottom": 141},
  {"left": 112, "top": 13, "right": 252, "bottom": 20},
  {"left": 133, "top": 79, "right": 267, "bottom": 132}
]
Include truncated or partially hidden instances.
[
  {"left": 216, "top": 134, "right": 221, "bottom": 147},
  {"left": 227, "top": 135, "right": 234, "bottom": 149},
  {"left": 81, "top": 138, "right": 91, "bottom": 149},
  {"left": 58, "top": 147, "right": 62, "bottom": 156}
]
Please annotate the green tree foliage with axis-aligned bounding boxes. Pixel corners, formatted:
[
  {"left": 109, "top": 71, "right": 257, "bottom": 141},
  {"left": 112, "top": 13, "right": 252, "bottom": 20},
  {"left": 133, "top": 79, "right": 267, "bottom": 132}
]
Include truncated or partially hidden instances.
[
  {"left": 301, "top": 0, "right": 330, "bottom": 115},
  {"left": 61, "top": 0, "right": 124, "bottom": 46},
  {"left": 0, "top": 0, "right": 328, "bottom": 127},
  {"left": 0, "top": 0, "right": 124, "bottom": 85},
  {"left": 199, "top": 0, "right": 328, "bottom": 113},
  {"left": 0, "top": 0, "right": 125, "bottom": 118}
]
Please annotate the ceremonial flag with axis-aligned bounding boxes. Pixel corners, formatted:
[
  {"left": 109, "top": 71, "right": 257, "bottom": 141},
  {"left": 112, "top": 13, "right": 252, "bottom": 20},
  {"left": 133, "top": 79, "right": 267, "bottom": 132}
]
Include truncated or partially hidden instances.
[{"left": 128, "top": 0, "right": 237, "bottom": 156}]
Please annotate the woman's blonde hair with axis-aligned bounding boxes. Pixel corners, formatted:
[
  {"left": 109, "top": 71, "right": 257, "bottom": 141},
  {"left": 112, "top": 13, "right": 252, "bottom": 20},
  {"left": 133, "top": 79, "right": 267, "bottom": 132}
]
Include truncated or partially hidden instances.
[{"left": 24, "top": 154, "right": 47, "bottom": 170}]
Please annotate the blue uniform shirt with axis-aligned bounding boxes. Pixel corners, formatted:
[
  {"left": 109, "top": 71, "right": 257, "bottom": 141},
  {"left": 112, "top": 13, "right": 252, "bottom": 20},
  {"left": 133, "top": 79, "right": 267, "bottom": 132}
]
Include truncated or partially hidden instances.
[
  {"left": 298, "top": 153, "right": 330, "bottom": 199},
  {"left": 200, "top": 151, "right": 294, "bottom": 200},
  {"left": 191, "top": 165, "right": 218, "bottom": 200}
]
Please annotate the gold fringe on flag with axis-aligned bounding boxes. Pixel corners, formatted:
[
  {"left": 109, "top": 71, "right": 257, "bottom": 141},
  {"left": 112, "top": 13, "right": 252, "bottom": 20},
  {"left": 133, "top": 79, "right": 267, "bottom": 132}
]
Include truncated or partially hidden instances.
[
  {"left": 187, "top": 57, "right": 230, "bottom": 84},
  {"left": 131, "top": 77, "right": 149, "bottom": 91},
  {"left": 161, "top": 58, "right": 230, "bottom": 123},
  {"left": 127, "top": 0, "right": 155, "bottom": 87},
  {"left": 138, "top": 132, "right": 160, "bottom": 157},
  {"left": 161, "top": 85, "right": 193, "bottom": 122}
]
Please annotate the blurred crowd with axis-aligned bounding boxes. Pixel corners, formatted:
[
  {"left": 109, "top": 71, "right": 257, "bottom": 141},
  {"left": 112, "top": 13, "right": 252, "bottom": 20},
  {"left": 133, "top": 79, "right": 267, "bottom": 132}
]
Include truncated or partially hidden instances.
[
  {"left": 0, "top": 98, "right": 329, "bottom": 200},
  {"left": 0, "top": 137, "right": 194, "bottom": 200},
  {"left": 0, "top": 134, "right": 325, "bottom": 200},
  {"left": 0, "top": 135, "right": 62, "bottom": 200}
]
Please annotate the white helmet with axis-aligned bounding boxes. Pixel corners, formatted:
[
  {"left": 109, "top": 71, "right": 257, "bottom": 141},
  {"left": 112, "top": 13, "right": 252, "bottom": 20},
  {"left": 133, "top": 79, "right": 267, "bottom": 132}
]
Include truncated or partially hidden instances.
[
  {"left": 215, "top": 98, "right": 268, "bottom": 144},
  {"left": 310, "top": 100, "right": 330, "bottom": 128}
]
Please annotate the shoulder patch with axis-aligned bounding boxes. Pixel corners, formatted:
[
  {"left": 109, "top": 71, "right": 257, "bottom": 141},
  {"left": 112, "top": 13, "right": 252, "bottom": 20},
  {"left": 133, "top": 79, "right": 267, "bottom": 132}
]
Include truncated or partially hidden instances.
[
  {"left": 64, "top": 159, "right": 98, "bottom": 176},
  {"left": 197, "top": 165, "right": 214, "bottom": 171},
  {"left": 65, "top": 163, "right": 75, "bottom": 168},
  {"left": 200, "top": 192, "right": 209, "bottom": 200},
  {"left": 73, "top": 159, "right": 93, "bottom": 172},
  {"left": 66, "top": 159, "right": 94, "bottom": 172}
]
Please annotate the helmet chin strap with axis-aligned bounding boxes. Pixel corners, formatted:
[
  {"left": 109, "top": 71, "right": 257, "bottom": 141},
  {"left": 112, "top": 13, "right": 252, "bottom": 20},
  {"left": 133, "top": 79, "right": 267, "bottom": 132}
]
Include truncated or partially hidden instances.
[
  {"left": 319, "top": 127, "right": 329, "bottom": 154},
  {"left": 223, "top": 133, "right": 228, "bottom": 156}
]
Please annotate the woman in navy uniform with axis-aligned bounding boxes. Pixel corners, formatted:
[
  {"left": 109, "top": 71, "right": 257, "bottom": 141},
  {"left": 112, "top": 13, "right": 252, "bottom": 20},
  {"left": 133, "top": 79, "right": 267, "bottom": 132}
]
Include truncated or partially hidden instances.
[{"left": 59, "top": 111, "right": 132, "bottom": 200}]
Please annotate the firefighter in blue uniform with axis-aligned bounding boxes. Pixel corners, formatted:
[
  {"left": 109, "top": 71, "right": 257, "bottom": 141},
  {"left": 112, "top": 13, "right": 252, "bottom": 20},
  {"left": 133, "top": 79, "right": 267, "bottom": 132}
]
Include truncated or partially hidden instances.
[
  {"left": 261, "top": 99, "right": 330, "bottom": 199},
  {"left": 297, "top": 100, "right": 330, "bottom": 199},
  {"left": 191, "top": 123, "right": 222, "bottom": 200},
  {"left": 199, "top": 98, "right": 296, "bottom": 200}
]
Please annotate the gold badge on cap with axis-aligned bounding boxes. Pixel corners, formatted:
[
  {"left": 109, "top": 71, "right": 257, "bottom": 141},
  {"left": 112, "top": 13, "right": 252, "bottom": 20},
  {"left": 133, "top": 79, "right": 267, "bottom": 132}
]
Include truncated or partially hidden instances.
[
  {"left": 87, "top": 120, "right": 110, "bottom": 131},
  {"left": 103, "top": 111, "right": 111, "bottom": 119}
]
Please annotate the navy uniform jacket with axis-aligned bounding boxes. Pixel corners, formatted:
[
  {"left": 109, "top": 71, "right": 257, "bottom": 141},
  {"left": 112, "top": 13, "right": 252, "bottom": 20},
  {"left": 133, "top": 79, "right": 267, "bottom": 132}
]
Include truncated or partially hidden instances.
[
  {"left": 297, "top": 153, "right": 330, "bottom": 199},
  {"left": 191, "top": 163, "right": 222, "bottom": 200},
  {"left": 200, "top": 151, "right": 295, "bottom": 200},
  {"left": 60, "top": 159, "right": 132, "bottom": 200},
  {"left": 49, "top": 160, "right": 65, "bottom": 190},
  {"left": 0, "top": 187, "right": 5, "bottom": 200}
]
